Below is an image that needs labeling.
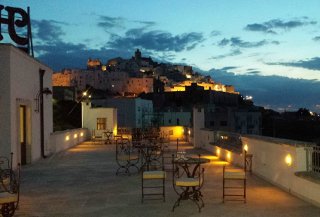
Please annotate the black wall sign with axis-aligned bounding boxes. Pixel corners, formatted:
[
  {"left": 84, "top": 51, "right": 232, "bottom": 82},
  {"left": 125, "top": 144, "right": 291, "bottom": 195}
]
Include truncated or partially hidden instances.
[{"left": 0, "top": 5, "right": 33, "bottom": 55}]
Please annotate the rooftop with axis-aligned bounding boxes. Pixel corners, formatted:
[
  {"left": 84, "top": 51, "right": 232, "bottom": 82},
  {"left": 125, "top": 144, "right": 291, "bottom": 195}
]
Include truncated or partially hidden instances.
[{"left": 15, "top": 141, "right": 320, "bottom": 217}]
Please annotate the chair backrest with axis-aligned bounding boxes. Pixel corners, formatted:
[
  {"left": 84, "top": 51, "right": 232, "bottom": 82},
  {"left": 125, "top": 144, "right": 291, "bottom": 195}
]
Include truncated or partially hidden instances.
[
  {"left": 148, "top": 144, "right": 164, "bottom": 171},
  {"left": 0, "top": 155, "right": 11, "bottom": 171},
  {"left": 0, "top": 153, "right": 20, "bottom": 196},
  {"left": 116, "top": 138, "right": 131, "bottom": 155},
  {"left": 244, "top": 150, "right": 247, "bottom": 171},
  {"left": 0, "top": 164, "right": 20, "bottom": 193}
]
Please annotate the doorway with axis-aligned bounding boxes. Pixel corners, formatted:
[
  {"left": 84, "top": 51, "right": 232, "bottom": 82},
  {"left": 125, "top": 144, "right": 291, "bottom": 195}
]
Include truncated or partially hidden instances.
[{"left": 20, "top": 105, "right": 27, "bottom": 165}]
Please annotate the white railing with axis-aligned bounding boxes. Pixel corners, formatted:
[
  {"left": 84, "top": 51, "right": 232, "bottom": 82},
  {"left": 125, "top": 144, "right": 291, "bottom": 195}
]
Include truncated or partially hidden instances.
[{"left": 306, "top": 146, "right": 320, "bottom": 176}]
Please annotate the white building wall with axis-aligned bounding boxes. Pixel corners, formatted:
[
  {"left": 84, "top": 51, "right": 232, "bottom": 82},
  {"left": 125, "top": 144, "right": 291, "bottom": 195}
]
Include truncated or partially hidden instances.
[
  {"left": 193, "top": 107, "right": 205, "bottom": 148},
  {"left": 0, "top": 44, "right": 53, "bottom": 166},
  {"left": 92, "top": 98, "right": 153, "bottom": 129},
  {"left": 82, "top": 102, "right": 117, "bottom": 136},
  {"left": 0, "top": 46, "right": 12, "bottom": 158}
]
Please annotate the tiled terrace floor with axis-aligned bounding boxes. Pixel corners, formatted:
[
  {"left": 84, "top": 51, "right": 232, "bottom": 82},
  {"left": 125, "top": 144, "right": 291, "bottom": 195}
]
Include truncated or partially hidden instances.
[{"left": 15, "top": 141, "right": 320, "bottom": 217}]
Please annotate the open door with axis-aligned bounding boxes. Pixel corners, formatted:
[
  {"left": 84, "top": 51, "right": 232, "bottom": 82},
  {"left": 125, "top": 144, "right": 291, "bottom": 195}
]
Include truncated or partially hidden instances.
[{"left": 20, "top": 105, "right": 27, "bottom": 165}]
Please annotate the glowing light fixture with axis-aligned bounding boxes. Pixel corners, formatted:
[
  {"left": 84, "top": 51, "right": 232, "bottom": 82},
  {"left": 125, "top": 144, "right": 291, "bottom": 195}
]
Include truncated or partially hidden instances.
[
  {"left": 227, "top": 152, "right": 231, "bottom": 161},
  {"left": 74, "top": 134, "right": 78, "bottom": 139},
  {"left": 285, "top": 154, "right": 292, "bottom": 166},
  {"left": 188, "top": 130, "right": 191, "bottom": 135},
  {"left": 80, "top": 132, "right": 84, "bottom": 137},
  {"left": 243, "top": 144, "right": 248, "bottom": 152},
  {"left": 216, "top": 148, "right": 220, "bottom": 157},
  {"left": 65, "top": 135, "right": 70, "bottom": 141}
]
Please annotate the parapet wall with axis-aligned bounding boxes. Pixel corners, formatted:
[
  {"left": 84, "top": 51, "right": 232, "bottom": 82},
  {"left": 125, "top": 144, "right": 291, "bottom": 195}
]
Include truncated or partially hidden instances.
[
  {"left": 49, "top": 128, "right": 89, "bottom": 154},
  {"left": 198, "top": 129, "right": 320, "bottom": 207}
]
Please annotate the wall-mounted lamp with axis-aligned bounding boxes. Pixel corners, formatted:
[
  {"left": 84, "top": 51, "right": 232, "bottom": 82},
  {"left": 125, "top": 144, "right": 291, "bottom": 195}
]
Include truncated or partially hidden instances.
[
  {"left": 243, "top": 144, "right": 248, "bottom": 152},
  {"left": 216, "top": 148, "right": 220, "bottom": 157},
  {"left": 227, "top": 152, "right": 231, "bottom": 161},
  {"left": 34, "top": 87, "right": 52, "bottom": 112},
  {"left": 285, "top": 154, "right": 292, "bottom": 166}
]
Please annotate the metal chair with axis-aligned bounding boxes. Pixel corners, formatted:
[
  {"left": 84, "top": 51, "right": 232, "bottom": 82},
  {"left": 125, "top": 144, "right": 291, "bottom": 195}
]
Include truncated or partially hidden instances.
[
  {"left": 91, "top": 129, "right": 103, "bottom": 145},
  {"left": 141, "top": 144, "right": 166, "bottom": 203},
  {"left": 222, "top": 151, "right": 247, "bottom": 203},
  {"left": 172, "top": 154, "right": 205, "bottom": 212},
  {"left": 0, "top": 153, "right": 20, "bottom": 217},
  {"left": 115, "top": 138, "right": 139, "bottom": 175}
]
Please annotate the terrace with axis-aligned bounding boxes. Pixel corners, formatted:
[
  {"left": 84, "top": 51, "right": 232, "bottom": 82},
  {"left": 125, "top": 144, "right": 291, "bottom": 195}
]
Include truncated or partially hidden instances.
[{"left": 14, "top": 138, "right": 320, "bottom": 217}]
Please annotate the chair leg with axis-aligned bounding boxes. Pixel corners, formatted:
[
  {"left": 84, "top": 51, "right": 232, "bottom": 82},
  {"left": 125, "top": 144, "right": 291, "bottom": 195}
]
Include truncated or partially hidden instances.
[
  {"left": 223, "top": 177, "right": 225, "bottom": 203},
  {"left": 244, "top": 179, "right": 246, "bottom": 203},
  {"left": 163, "top": 177, "right": 165, "bottom": 202},
  {"left": 141, "top": 177, "right": 144, "bottom": 203}
]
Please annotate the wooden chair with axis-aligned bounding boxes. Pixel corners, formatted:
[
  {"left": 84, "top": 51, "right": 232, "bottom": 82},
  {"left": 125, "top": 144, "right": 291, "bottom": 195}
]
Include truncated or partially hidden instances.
[
  {"left": 222, "top": 151, "right": 247, "bottom": 203},
  {"left": 0, "top": 153, "right": 20, "bottom": 217},
  {"left": 141, "top": 143, "right": 166, "bottom": 203}
]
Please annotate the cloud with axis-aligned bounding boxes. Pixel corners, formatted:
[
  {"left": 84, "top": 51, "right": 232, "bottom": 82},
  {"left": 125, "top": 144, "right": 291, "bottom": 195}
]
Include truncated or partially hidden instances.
[
  {"left": 32, "top": 19, "right": 65, "bottom": 42},
  {"left": 210, "top": 49, "right": 242, "bottom": 59},
  {"left": 218, "top": 37, "right": 279, "bottom": 48},
  {"left": 97, "top": 15, "right": 156, "bottom": 31},
  {"left": 246, "top": 70, "right": 261, "bottom": 75},
  {"left": 206, "top": 68, "right": 320, "bottom": 112},
  {"left": 245, "top": 18, "right": 317, "bottom": 34},
  {"left": 97, "top": 16, "right": 126, "bottom": 29},
  {"left": 107, "top": 28, "right": 204, "bottom": 52},
  {"left": 134, "top": 20, "right": 156, "bottom": 26},
  {"left": 210, "top": 30, "right": 221, "bottom": 37},
  {"left": 221, "top": 66, "right": 238, "bottom": 71},
  {"left": 268, "top": 57, "right": 320, "bottom": 71},
  {"left": 35, "top": 41, "right": 133, "bottom": 71},
  {"left": 313, "top": 36, "right": 320, "bottom": 41}
]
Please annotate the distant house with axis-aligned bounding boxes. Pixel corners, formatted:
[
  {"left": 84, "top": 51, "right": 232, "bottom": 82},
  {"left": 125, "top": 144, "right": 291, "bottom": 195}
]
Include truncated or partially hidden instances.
[
  {"left": 161, "top": 108, "right": 191, "bottom": 127},
  {"left": 0, "top": 44, "right": 53, "bottom": 166},
  {"left": 81, "top": 102, "right": 117, "bottom": 137},
  {"left": 91, "top": 97, "right": 153, "bottom": 129}
]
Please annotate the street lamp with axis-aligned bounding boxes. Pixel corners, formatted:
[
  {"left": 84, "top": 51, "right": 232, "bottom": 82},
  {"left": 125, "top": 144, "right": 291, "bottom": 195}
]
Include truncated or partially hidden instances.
[{"left": 34, "top": 87, "right": 52, "bottom": 112}]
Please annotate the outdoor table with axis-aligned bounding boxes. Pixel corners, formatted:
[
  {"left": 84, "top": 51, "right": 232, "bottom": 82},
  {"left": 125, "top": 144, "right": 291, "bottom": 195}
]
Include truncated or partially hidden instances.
[
  {"left": 173, "top": 157, "right": 210, "bottom": 177},
  {"left": 134, "top": 142, "right": 162, "bottom": 171}
]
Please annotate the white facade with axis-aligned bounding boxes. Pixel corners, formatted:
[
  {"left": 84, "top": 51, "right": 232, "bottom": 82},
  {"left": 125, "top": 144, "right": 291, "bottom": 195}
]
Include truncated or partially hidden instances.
[
  {"left": 0, "top": 44, "right": 53, "bottom": 166},
  {"left": 81, "top": 102, "right": 117, "bottom": 137},
  {"left": 91, "top": 98, "right": 153, "bottom": 128}
]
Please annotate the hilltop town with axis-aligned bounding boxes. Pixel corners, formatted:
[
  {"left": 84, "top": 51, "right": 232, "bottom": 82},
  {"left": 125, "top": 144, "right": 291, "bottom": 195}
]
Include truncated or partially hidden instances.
[
  {"left": 53, "top": 49, "right": 237, "bottom": 97},
  {"left": 52, "top": 49, "right": 261, "bottom": 135}
]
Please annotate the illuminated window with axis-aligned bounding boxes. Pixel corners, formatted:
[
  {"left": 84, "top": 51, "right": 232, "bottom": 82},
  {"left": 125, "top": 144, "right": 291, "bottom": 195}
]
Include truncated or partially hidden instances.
[{"left": 97, "top": 118, "right": 107, "bottom": 130}]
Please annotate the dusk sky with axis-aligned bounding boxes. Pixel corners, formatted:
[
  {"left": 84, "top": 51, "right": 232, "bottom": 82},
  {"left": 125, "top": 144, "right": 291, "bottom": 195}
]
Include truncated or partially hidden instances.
[{"left": 3, "top": 0, "right": 320, "bottom": 112}]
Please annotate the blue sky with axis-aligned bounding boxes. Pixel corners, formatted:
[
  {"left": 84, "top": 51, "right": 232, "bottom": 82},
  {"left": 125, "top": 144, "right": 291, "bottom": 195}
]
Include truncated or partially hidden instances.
[{"left": 2, "top": 0, "right": 320, "bottom": 112}]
